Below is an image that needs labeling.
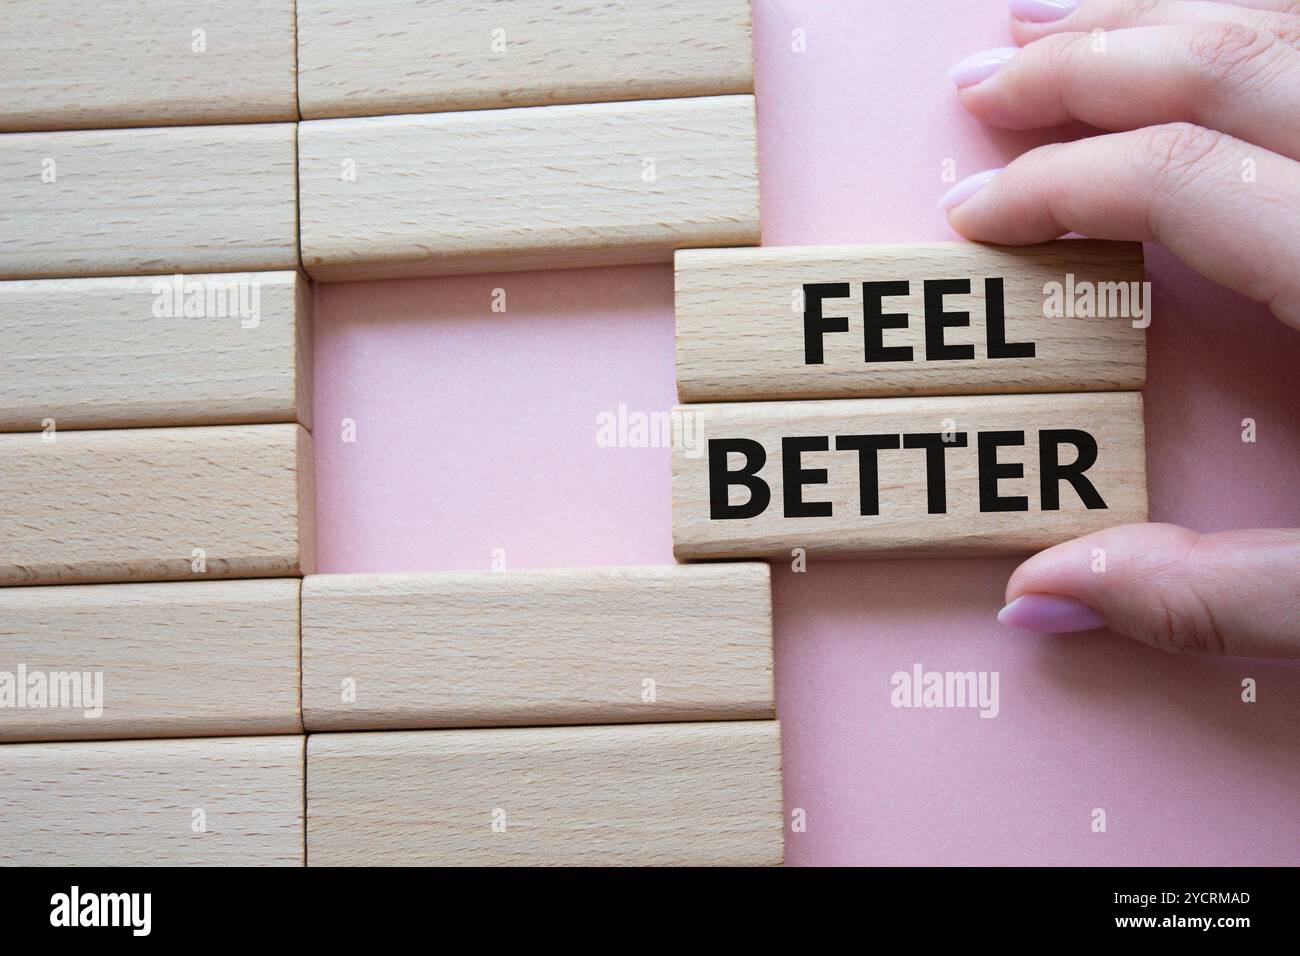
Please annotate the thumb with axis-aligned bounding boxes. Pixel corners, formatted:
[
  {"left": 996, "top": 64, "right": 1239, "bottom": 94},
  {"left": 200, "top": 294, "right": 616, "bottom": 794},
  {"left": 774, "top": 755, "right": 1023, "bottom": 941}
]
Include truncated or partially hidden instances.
[{"left": 996, "top": 523, "right": 1300, "bottom": 658}]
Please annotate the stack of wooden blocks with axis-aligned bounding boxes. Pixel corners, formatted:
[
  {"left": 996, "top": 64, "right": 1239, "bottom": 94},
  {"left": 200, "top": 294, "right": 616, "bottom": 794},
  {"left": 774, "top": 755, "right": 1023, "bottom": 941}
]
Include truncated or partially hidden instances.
[{"left": 1, "top": 0, "right": 782, "bottom": 866}]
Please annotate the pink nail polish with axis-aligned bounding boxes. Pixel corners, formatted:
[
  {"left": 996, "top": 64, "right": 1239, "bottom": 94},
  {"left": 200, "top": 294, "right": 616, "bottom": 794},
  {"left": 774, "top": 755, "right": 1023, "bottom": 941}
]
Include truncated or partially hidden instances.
[
  {"left": 997, "top": 594, "right": 1106, "bottom": 634},
  {"left": 1009, "top": 0, "right": 1079, "bottom": 23},
  {"left": 948, "top": 47, "right": 1018, "bottom": 88},
  {"left": 938, "top": 168, "right": 1002, "bottom": 213}
]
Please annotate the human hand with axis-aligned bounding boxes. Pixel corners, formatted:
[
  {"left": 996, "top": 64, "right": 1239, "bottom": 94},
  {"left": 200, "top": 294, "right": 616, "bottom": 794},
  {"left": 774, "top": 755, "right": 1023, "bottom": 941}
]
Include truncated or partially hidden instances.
[{"left": 941, "top": 0, "right": 1300, "bottom": 656}]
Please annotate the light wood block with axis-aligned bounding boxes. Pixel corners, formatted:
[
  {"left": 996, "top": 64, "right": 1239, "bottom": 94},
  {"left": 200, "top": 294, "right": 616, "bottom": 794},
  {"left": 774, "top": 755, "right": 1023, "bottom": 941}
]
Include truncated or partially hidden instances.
[
  {"left": 307, "top": 721, "right": 782, "bottom": 866},
  {"left": 0, "top": 272, "right": 311, "bottom": 431},
  {"left": 298, "top": 95, "right": 760, "bottom": 281},
  {"left": 676, "top": 240, "right": 1148, "bottom": 402},
  {"left": 0, "top": 124, "right": 298, "bottom": 280},
  {"left": 0, "top": 736, "right": 304, "bottom": 866},
  {"left": 673, "top": 391, "right": 1147, "bottom": 559},
  {"left": 302, "top": 564, "right": 773, "bottom": 732},
  {"left": 0, "top": 424, "right": 315, "bottom": 587},
  {"left": 0, "top": 1, "right": 298, "bottom": 132},
  {"left": 297, "top": 0, "right": 753, "bottom": 119},
  {"left": 0, "top": 579, "right": 301, "bottom": 742}
]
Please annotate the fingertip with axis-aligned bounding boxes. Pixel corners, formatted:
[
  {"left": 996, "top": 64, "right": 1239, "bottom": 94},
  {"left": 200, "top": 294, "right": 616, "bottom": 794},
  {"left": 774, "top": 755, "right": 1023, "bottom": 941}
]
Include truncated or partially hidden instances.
[{"left": 937, "top": 167, "right": 1004, "bottom": 214}]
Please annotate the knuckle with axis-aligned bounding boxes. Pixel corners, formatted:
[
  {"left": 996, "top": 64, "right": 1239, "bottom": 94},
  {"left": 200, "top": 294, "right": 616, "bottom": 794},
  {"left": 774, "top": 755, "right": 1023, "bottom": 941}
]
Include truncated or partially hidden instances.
[
  {"left": 1139, "top": 534, "right": 1229, "bottom": 655},
  {"left": 1273, "top": 17, "right": 1300, "bottom": 53},
  {"left": 1186, "top": 22, "right": 1278, "bottom": 86},
  {"left": 1123, "top": 0, "right": 1167, "bottom": 25},
  {"left": 1136, "top": 122, "right": 1224, "bottom": 187}
]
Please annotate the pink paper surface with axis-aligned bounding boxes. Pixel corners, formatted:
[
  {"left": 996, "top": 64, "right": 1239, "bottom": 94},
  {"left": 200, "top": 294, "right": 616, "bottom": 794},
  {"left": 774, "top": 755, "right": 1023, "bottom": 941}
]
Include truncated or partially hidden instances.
[{"left": 313, "top": 0, "right": 1300, "bottom": 865}]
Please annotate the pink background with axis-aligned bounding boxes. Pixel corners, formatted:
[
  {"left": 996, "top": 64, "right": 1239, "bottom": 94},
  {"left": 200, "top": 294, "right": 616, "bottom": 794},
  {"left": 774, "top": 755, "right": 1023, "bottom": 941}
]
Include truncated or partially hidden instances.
[{"left": 312, "top": 0, "right": 1300, "bottom": 865}]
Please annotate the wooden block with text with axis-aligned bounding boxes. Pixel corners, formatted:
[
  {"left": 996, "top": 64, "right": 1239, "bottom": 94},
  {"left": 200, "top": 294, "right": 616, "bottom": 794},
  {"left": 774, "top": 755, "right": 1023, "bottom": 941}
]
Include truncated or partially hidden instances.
[
  {"left": 298, "top": 96, "right": 759, "bottom": 280},
  {"left": 0, "top": 424, "right": 315, "bottom": 587},
  {"left": 0, "top": 0, "right": 298, "bottom": 132},
  {"left": 0, "top": 124, "right": 298, "bottom": 279},
  {"left": 307, "top": 721, "right": 782, "bottom": 866},
  {"left": 0, "top": 736, "right": 304, "bottom": 866},
  {"left": 672, "top": 391, "right": 1147, "bottom": 559},
  {"left": 0, "top": 272, "right": 311, "bottom": 431},
  {"left": 0, "top": 579, "right": 302, "bottom": 742},
  {"left": 298, "top": 0, "right": 752, "bottom": 119},
  {"left": 676, "top": 240, "right": 1146, "bottom": 401},
  {"left": 302, "top": 564, "right": 773, "bottom": 731}
]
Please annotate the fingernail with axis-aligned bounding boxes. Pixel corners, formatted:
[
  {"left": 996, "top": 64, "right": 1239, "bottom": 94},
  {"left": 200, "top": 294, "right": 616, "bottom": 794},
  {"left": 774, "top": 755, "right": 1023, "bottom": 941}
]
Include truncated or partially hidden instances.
[
  {"left": 1009, "top": 0, "right": 1079, "bottom": 23},
  {"left": 938, "top": 168, "right": 1002, "bottom": 213},
  {"left": 948, "top": 47, "right": 1018, "bottom": 88},
  {"left": 997, "top": 594, "right": 1106, "bottom": 634}
]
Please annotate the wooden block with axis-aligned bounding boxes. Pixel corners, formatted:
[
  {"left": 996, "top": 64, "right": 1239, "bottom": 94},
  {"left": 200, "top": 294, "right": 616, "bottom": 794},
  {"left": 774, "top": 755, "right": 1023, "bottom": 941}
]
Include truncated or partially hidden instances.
[
  {"left": 297, "top": 0, "right": 753, "bottom": 119},
  {"left": 673, "top": 391, "right": 1147, "bottom": 559},
  {"left": 0, "top": 1, "right": 298, "bottom": 132},
  {"left": 307, "top": 721, "right": 782, "bottom": 866},
  {"left": 298, "top": 95, "right": 760, "bottom": 281},
  {"left": 0, "top": 736, "right": 304, "bottom": 865},
  {"left": 0, "top": 124, "right": 299, "bottom": 280},
  {"left": 0, "top": 272, "right": 311, "bottom": 431},
  {"left": 0, "top": 579, "right": 301, "bottom": 742},
  {"left": 676, "top": 240, "right": 1148, "bottom": 402},
  {"left": 0, "top": 424, "right": 314, "bottom": 587},
  {"left": 302, "top": 564, "right": 773, "bottom": 731}
]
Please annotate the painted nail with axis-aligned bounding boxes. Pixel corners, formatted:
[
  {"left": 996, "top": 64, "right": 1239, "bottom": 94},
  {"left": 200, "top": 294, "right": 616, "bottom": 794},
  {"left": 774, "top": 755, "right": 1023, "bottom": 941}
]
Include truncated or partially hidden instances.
[
  {"left": 937, "top": 168, "right": 1002, "bottom": 213},
  {"left": 948, "top": 47, "right": 1018, "bottom": 88},
  {"left": 1009, "top": 0, "right": 1080, "bottom": 23},
  {"left": 997, "top": 594, "right": 1106, "bottom": 634}
]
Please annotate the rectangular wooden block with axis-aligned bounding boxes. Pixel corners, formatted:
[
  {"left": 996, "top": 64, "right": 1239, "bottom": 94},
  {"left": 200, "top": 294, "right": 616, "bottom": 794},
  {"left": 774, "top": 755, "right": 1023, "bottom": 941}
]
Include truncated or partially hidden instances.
[
  {"left": 673, "top": 391, "right": 1147, "bottom": 559},
  {"left": 0, "top": 579, "right": 301, "bottom": 742},
  {"left": 0, "top": 736, "right": 304, "bottom": 866},
  {"left": 0, "top": 124, "right": 299, "bottom": 280},
  {"left": 298, "top": 95, "right": 760, "bottom": 280},
  {"left": 676, "top": 240, "right": 1147, "bottom": 402},
  {"left": 0, "top": 272, "right": 312, "bottom": 431},
  {"left": 0, "top": 424, "right": 315, "bottom": 587},
  {"left": 302, "top": 564, "right": 773, "bottom": 732},
  {"left": 0, "top": 1, "right": 298, "bottom": 132},
  {"left": 307, "top": 721, "right": 783, "bottom": 866},
  {"left": 297, "top": 0, "right": 753, "bottom": 119}
]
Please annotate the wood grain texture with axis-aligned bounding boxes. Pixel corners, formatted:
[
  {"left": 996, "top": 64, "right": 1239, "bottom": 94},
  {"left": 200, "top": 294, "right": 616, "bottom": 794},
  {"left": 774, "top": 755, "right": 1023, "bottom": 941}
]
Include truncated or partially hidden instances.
[
  {"left": 0, "top": 579, "right": 301, "bottom": 742},
  {"left": 0, "top": 1, "right": 298, "bottom": 132},
  {"left": 307, "top": 721, "right": 783, "bottom": 866},
  {"left": 675, "top": 240, "right": 1147, "bottom": 402},
  {"left": 298, "top": 96, "right": 760, "bottom": 280},
  {"left": 0, "top": 272, "right": 312, "bottom": 431},
  {"left": 673, "top": 391, "right": 1147, "bottom": 559},
  {"left": 0, "top": 124, "right": 299, "bottom": 280},
  {"left": 0, "top": 424, "right": 315, "bottom": 587},
  {"left": 301, "top": 564, "right": 773, "bottom": 731},
  {"left": 0, "top": 736, "right": 304, "bottom": 866},
  {"left": 297, "top": 0, "right": 753, "bottom": 119}
]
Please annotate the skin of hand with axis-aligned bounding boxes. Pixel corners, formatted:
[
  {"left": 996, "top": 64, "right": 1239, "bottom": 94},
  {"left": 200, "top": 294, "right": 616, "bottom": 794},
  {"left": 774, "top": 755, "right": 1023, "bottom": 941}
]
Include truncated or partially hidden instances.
[{"left": 940, "top": 0, "right": 1300, "bottom": 656}]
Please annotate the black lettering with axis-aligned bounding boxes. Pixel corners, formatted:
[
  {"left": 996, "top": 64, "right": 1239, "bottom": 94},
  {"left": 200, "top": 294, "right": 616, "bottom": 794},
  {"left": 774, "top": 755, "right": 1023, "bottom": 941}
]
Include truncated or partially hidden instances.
[
  {"left": 984, "top": 277, "right": 1035, "bottom": 359},
  {"left": 862, "top": 280, "right": 913, "bottom": 362},
  {"left": 1040, "top": 429, "right": 1107, "bottom": 509},
  {"left": 803, "top": 283, "right": 851, "bottom": 365},
  {"left": 924, "top": 279, "right": 976, "bottom": 361},
  {"left": 708, "top": 439, "right": 770, "bottom": 519},
  {"left": 834, "top": 434, "right": 901, "bottom": 516},
  {"left": 978, "top": 430, "right": 1029, "bottom": 512},
  {"left": 902, "top": 432, "right": 968, "bottom": 514},
  {"left": 782, "top": 436, "right": 833, "bottom": 518}
]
